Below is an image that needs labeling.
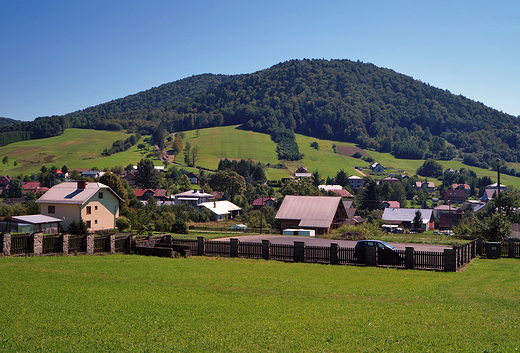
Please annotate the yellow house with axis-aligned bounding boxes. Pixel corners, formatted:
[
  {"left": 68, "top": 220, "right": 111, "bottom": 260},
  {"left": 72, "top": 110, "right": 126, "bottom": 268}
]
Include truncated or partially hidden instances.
[{"left": 36, "top": 181, "right": 123, "bottom": 232}]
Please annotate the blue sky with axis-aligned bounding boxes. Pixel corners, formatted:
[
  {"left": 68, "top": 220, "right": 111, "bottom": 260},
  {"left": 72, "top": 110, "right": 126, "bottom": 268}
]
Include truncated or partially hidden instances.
[{"left": 1, "top": 1, "right": 519, "bottom": 121}]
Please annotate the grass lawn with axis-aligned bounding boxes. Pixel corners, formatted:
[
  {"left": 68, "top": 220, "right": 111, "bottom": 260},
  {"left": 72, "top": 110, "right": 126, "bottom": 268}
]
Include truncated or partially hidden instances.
[
  {"left": 0, "top": 255, "right": 519, "bottom": 352},
  {"left": 0, "top": 129, "right": 160, "bottom": 175}
]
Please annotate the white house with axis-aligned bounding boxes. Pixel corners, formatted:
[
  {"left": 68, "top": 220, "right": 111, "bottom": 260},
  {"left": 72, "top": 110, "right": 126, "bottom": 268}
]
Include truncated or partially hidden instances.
[
  {"left": 348, "top": 175, "right": 364, "bottom": 190},
  {"left": 173, "top": 189, "right": 213, "bottom": 205},
  {"left": 197, "top": 201, "right": 241, "bottom": 221}
]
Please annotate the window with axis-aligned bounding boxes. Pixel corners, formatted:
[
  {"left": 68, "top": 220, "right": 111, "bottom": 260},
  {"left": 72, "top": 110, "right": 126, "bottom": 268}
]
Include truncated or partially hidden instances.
[
  {"left": 86, "top": 220, "right": 91, "bottom": 228},
  {"left": 48, "top": 205, "right": 55, "bottom": 214},
  {"left": 98, "top": 192, "right": 103, "bottom": 199},
  {"left": 95, "top": 220, "right": 98, "bottom": 224},
  {"left": 86, "top": 206, "right": 91, "bottom": 215},
  {"left": 95, "top": 206, "right": 98, "bottom": 210}
]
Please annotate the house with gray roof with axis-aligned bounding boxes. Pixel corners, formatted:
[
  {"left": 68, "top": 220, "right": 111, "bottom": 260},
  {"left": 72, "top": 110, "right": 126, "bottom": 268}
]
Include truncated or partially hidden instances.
[
  {"left": 275, "top": 195, "right": 348, "bottom": 235},
  {"left": 36, "top": 181, "right": 123, "bottom": 232},
  {"left": 382, "top": 208, "right": 435, "bottom": 231},
  {"left": 197, "top": 201, "right": 241, "bottom": 221}
]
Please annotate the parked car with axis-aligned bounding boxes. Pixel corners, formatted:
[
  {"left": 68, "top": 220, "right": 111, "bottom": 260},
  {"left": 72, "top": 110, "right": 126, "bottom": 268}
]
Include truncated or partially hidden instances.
[
  {"left": 354, "top": 240, "right": 404, "bottom": 265},
  {"left": 229, "top": 224, "right": 248, "bottom": 231}
]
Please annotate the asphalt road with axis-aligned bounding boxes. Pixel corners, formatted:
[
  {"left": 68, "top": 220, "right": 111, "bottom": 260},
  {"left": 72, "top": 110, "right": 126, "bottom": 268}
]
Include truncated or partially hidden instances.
[{"left": 216, "top": 234, "right": 452, "bottom": 252}]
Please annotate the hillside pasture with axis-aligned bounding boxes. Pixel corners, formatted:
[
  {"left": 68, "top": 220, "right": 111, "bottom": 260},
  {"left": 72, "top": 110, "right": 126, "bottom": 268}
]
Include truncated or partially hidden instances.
[
  {"left": 0, "top": 125, "right": 518, "bottom": 190},
  {"left": 0, "top": 255, "right": 519, "bottom": 352},
  {"left": 0, "top": 129, "right": 151, "bottom": 175}
]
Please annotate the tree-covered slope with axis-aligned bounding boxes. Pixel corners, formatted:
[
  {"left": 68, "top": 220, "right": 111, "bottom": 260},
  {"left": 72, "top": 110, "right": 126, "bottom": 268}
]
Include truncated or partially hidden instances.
[{"left": 3, "top": 59, "right": 520, "bottom": 168}]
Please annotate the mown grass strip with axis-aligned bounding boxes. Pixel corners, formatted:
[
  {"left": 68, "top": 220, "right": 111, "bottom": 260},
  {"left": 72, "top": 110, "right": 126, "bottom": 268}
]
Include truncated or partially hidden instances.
[{"left": 0, "top": 255, "right": 518, "bottom": 352}]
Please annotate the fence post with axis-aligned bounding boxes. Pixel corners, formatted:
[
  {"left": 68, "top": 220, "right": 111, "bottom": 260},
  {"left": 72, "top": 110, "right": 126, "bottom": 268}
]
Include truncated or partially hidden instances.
[
  {"left": 33, "top": 232, "right": 43, "bottom": 256},
  {"left": 444, "top": 249, "right": 457, "bottom": 272},
  {"left": 405, "top": 247, "right": 414, "bottom": 269},
  {"left": 365, "top": 245, "right": 377, "bottom": 266},
  {"left": 126, "top": 234, "right": 136, "bottom": 253},
  {"left": 86, "top": 234, "right": 94, "bottom": 255},
  {"left": 230, "top": 238, "right": 239, "bottom": 257},
  {"left": 197, "top": 236, "right": 205, "bottom": 256},
  {"left": 476, "top": 239, "right": 483, "bottom": 256},
  {"left": 262, "top": 240, "right": 270, "bottom": 260},
  {"left": 330, "top": 243, "right": 338, "bottom": 265},
  {"left": 60, "top": 234, "right": 69, "bottom": 255},
  {"left": 108, "top": 233, "right": 115, "bottom": 254},
  {"left": 2, "top": 233, "right": 11, "bottom": 256},
  {"left": 508, "top": 239, "right": 515, "bottom": 258},
  {"left": 294, "top": 241, "right": 305, "bottom": 262}
]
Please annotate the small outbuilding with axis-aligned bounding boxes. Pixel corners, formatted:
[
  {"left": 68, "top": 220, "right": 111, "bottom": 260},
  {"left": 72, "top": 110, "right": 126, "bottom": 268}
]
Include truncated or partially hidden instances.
[{"left": 9, "top": 215, "right": 64, "bottom": 234}]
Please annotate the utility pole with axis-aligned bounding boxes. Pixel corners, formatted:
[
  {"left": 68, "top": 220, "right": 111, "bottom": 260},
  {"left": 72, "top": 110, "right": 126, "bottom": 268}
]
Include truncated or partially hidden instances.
[{"left": 496, "top": 158, "right": 501, "bottom": 213}]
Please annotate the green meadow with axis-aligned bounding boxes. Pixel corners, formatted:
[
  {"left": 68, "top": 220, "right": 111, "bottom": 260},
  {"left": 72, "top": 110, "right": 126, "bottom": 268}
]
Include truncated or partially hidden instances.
[
  {"left": 181, "top": 126, "right": 520, "bottom": 188},
  {"left": 0, "top": 255, "right": 519, "bottom": 352},
  {"left": 0, "top": 125, "right": 518, "bottom": 189},
  {"left": 0, "top": 129, "right": 159, "bottom": 175}
]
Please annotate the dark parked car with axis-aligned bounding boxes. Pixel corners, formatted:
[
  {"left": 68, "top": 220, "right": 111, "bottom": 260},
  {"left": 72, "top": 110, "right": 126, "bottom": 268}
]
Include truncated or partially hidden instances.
[{"left": 354, "top": 240, "right": 404, "bottom": 265}]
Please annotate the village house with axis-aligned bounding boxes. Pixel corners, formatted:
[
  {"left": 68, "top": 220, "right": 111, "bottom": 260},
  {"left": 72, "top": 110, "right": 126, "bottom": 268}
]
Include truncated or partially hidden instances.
[
  {"left": 415, "top": 181, "right": 436, "bottom": 193},
  {"left": 370, "top": 162, "right": 385, "bottom": 173},
  {"left": 348, "top": 175, "right": 364, "bottom": 190},
  {"left": 379, "top": 177, "right": 400, "bottom": 185},
  {"left": 185, "top": 172, "right": 200, "bottom": 185},
  {"left": 444, "top": 188, "right": 466, "bottom": 204},
  {"left": 480, "top": 189, "right": 498, "bottom": 203},
  {"left": 36, "top": 181, "right": 124, "bottom": 232},
  {"left": 81, "top": 170, "right": 104, "bottom": 179},
  {"left": 382, "top": 208, "right": 435, "bottom": 231},
  {"left": 382, "top": 201, "right": 401, "bottom": 209},
  {"left": 486, "top": 183, "right": 507, "bottom": 191},
  {"left": 433, "top": 204, "right": 463, "bottom": 229},
  {"left": 275, "top": 195, "right": 348, "bottom": 235},
  {"left": 134, "top": 188, "right": 168, "bottom": 202},
  {"left": 197, "top": 201, "right": 241, "bottom": 221},
  {"left": 294, "top": 166, "right": 312, "bottom": 178},
  {"left": 452, "top": 183, "right": 471, "bottom": 197},
  {"left": 318, "top": 185, "right": 354, "bottom": 198},
  {"left": 252, "top": 197, "right": 276, "bottom": 210},
  {"left": 173, "top": 189, "right": 213, "bottom": 206}
]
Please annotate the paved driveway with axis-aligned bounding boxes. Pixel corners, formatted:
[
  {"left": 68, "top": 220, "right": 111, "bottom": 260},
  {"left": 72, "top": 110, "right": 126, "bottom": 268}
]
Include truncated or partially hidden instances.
[{"left": 216, "top": 234, "right": 452, "bottom": 252}]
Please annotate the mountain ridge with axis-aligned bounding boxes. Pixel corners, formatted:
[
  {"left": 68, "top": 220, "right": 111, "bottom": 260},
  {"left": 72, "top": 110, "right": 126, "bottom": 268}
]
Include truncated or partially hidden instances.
[{"left": 2, "top": 59, "right": 519, "bottom": 169}]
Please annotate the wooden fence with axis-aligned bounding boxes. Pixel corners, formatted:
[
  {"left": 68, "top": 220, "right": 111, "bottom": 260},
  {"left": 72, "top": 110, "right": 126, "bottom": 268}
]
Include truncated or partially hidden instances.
[
  {"left": 3, "top": 232, "right": 518, "bottom": 272},
  {"left": 168, "top": 237, "right": 463, "bottom": 271}
]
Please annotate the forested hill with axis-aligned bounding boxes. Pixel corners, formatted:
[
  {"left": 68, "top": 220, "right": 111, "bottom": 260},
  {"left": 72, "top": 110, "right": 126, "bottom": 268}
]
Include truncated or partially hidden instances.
[{"left": 3, "top": 59, "right": 520, "bottom": 168}]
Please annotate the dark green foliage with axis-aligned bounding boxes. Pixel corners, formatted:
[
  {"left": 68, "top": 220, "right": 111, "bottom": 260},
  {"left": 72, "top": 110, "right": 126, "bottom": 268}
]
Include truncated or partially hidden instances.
[
  {"left": 7, "top": 178, "right": 24, "bottom": 198},
  {"left": 102, "top": 134, "right": 140, "bottom": 156},
  {"left": 271, "top": 127, "right": 301, "bottom": 161},
  {"left": 392, "top": 140, "right": 424, "bottom": 159},
  {"left": 413, "top": 210, "right": 423, "bottom": 229},
  {"left": 135, "top": 158, "right": 161, "bottom": 189},
  {"left": 171, "top": 219, "right": 188, "bottom": 234},
  {"left": 357, "top": 178, "right": 383, "bottom": 211},
  {"left": 68, "top": 219, "right": 88, "bottom": 235},
  {"left": 310, "top": 141, "right": 319, "bottom": 150},
  {"left": 417, "top": 159, "right": 444, "bottom": 178},
  {"left": 217, "top": 159, "right": 267, "bottom": 182},
  {"left": 352, "top": 152, "right": 363, "bottom": 158}
]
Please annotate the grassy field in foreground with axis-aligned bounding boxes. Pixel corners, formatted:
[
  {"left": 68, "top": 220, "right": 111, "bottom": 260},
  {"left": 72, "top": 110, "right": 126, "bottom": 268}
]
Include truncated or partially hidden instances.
[{"left": 0, "top": 255, "right": 519, "bottom": 352}]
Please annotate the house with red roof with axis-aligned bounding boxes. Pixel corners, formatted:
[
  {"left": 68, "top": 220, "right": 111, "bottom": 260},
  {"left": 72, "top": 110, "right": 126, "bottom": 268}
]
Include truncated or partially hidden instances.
[
  {"left": 252, "top": 197, "right": 276, "bottom": 210},
  {"left": 134, "top": 189, "right": 168, "bottom": 201}
]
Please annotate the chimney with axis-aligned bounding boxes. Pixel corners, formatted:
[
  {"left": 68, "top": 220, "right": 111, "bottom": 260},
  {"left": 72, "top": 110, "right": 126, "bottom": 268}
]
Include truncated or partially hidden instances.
[{"left": 77, "top": 180, "right": 86, "bottom": 190}]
